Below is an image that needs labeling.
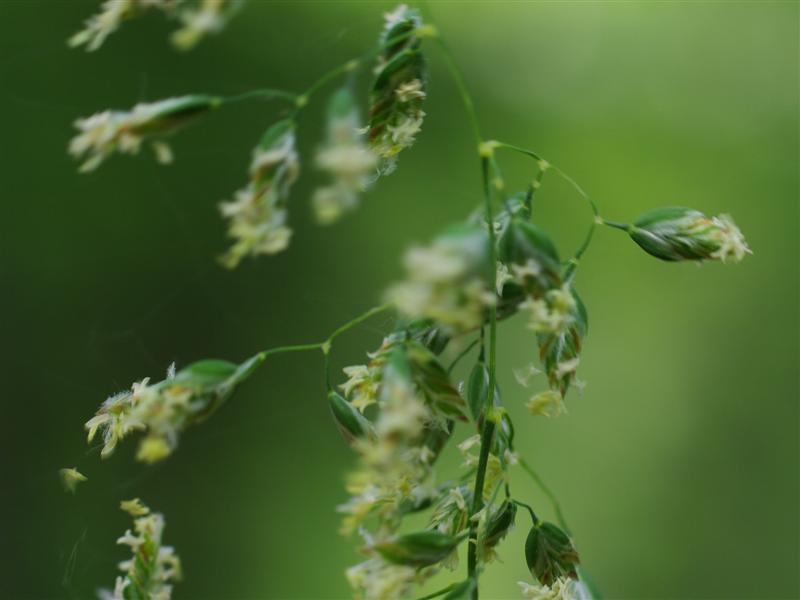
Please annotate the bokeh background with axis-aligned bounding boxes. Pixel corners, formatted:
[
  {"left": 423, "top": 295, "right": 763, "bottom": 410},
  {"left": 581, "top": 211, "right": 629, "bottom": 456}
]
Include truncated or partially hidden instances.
[{"left": 1, "top": 1, "right": 797, "bottom": 598}]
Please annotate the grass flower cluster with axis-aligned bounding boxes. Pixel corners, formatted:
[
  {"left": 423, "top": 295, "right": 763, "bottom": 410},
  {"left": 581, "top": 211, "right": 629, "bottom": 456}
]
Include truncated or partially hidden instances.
[
  {"left": 70, "top": 0, "right": 242, "bottom": 51},
  {"left": 63, "top": 4, "right": 750, "bottom": 599}
]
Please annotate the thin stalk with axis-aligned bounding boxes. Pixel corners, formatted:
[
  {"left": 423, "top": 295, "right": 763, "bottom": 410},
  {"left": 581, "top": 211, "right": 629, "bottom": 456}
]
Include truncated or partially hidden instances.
[
  {"left": 526, "top": 167, "right": 547, "bottom": 219},
  {"left": 323, "top": 303, "right": 393, "bottom": 352},
  {"left": 511, "top": 499, "right": 539, "bottom": 525},
  {"left": 431, "top": 35, "right": 483, "bottom": 145},
  {"left": 431, "top": 25, "right": 503, "bottom": 600},
  {"left": 564, "top": 221, "right": 596, "bottom": 281},
  {"left": 465, "top": 156, "right": 499, "bottom": 598},
  {"left": 447, "top": 338, "right": 480, "bottom": 375},
  {"left": 598, "top": 218, "right": 630, "bottom": 232},
  {"left": 255, "top": 303, "right": 393, "bottom": 362},
  {"left": 220, "top": 88, "right": 298, "bottom": 105},
  {"left": 493, "top": 141, "right": 599, "bottom": 217},
  {"left": 518, "top": 457, "right": 569, "bottom": 533},
  {"left": 415, "top": 584, "right": 457, "bottom": 600},
  {"left": 256, "top": 342, "right": 325, "bottom": 361}
]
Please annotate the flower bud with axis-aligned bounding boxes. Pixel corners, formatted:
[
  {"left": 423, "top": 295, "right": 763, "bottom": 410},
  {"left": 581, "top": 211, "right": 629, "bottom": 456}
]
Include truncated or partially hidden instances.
[
  {"left": 59, "top": 467, "right": 87, "bottom": 493},
  {"left": 525, "top": 522, "right": 580, "bottom": 586},
  {"left": 629, "top": 207, "right": 750, "bottom": 263},
  {"left": 329, "top": 390, "right": 374, "bottom": 444},
  {"left": 482, "top": 500, "right": 517, "bottom": 550},
  {"left": 374, "top": 530, "right": 465, "bottom": 567}
]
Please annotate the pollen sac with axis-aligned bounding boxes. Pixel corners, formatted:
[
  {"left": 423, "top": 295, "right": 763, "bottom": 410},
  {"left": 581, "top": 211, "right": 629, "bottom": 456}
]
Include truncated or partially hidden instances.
[
  {"left": 368, "top": 5, "right": 428, "bottom": 175},
  {"left": 374, "top": 530, "right": 464, "bottom": 567},
  {"left": 524, "top": 522, "right": 580, "bottom": 586},
  {"left": 629, "top": 206, "right": 750, "bottom": 263}
]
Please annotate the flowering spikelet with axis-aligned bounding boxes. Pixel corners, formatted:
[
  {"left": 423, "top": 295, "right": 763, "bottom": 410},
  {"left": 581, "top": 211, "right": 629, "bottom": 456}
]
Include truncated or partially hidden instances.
[
  {"left": 219, "top": 119, "right": 300, "bottom": 267},
  {"left": 536, "top": 287, "right": 587, "bottom": 397},
  {"left": 70, "top": 0, "right": 240, "bottom": 52},
  {"left": 84, "top": 356, "right": 262, "bottom": 463},
  {"left": 171, "top": 0, "right": 244, "bottom": 50},
  {"left": 69, "top": 0, "right": 179, "bottom": 52},
  {"left": 69, "top": 95, "right": 220, "bottom": 172},
  {"left": 98, "top": 499, "right": 181, "bottom": 600},
  {"left": 368, "top": 5, "right": 428, "bottom": 175},
  {"left": 628, "top": 206, "right": 751, "bottom": 263},
  {"left": 497, "top": 208, "right": 587, "bottom": 399},
  {"left": 313, "top": 88, "right": 378, "bottom": 225},
  {"left": 336, "top": 335, "right": 469, "bottom": 599},
  {"left": 387, "top": 224, "right": 494, "bottom": 333}
]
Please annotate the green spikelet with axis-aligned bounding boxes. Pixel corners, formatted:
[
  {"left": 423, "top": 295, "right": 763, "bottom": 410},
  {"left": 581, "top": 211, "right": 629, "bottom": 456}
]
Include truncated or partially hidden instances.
[{"left": 368, "top": 5, "right": 428, "bottom": 175}]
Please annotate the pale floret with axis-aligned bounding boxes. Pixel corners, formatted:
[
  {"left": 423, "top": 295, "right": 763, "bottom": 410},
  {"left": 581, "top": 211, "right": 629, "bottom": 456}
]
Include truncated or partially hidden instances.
[
  {"left": 518, "top": 578, "right": 579, "bottom": 600},
  {"left": 514, "top": 363, "right": 543, "bottom": 388},
  {"left": 708, "top": 214, "right": 751, "bottom": 263},
  {"left": 312, "top": 102, "right": 378, "bottom": 225},
  {"left": 346, "top": 558, "right": 419, "bottom": 600},
  {"left": 526, "top": 390, "right": 566, "bottom": 418},
  {"left": 69, "top": 0, "right": 178, "bottom": 52},
  {"left": 172, "top": 0, "right": 230, "bottom": 49},
  {"left": 341, "top": 364, "right": 380, "bottom": 413},
  {"left": 520, "top": 285, "right": 576, "bottom": 335},
  {"left": 59, "top": 467, "right": 88, "bottom": 493},
  {"left": 387, "top": 230, "right": 493, "bottom": 332},
  {"left": 386, "top": 113, "right": 425, "bottom": 150},
  {"left": 395, "top": 79, "right": 426, "bottom": 103}
]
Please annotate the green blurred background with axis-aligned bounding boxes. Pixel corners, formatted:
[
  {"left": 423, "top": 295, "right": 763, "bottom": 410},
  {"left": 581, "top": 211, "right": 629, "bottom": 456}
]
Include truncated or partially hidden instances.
[{"left": 1, "top": 1, "right": 797, "bottom": 598}]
